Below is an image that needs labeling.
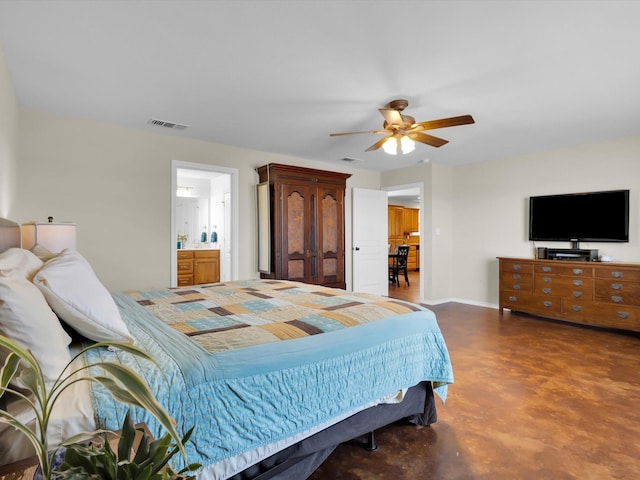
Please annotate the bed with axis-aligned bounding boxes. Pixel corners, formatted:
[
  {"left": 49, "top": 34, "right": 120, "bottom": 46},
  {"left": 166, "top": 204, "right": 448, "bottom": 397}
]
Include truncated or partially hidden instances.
[{"left": 0, "top": 218, "right": 454, "bottom": 479}]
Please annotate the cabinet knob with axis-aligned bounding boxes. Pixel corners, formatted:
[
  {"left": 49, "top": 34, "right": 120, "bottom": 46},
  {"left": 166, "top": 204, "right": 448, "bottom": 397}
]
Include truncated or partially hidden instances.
[
  {"left": 542, "top": 266, "right": 551, "bottom": 272},
  {"left": 513, "top": 264, "right": 521, "bottom": 271},
  {"left": 572, "top": 305, "right": 582, "bottom": 312},
  {"left": 573, "top": 291, "right": 583, "bottom": 298},
  {"left": 611, "top": 295, "right": 623, "bottom": 303},
  {"left": 543, "top": 277, "right": 552, "bottom": 283},
  {"left": 611, "top": 271, "right": 623, "bottom": 278},
  {"left": 572, "top": 280, "right": 583, "bottom": 286},
  {"left": 542, "top": 288, "right": 551, "bottom": 294},
  {"left": 513, "top": 274, "right": 521, "bottom": 280},
  {"left": 508, "top": 295, "right": 517, "bottom": 302},
  {"left": 618, "top": 312, "right": 629, "bottom": 319},
  {"left": 611, "top": 283, "right": 623, "bottom": 290},
  {"left": 543, "top": 301, "right": 552, "bottom": 307},
  {"left": 573, "top": 269, "right": 583, "bottom": 275}
]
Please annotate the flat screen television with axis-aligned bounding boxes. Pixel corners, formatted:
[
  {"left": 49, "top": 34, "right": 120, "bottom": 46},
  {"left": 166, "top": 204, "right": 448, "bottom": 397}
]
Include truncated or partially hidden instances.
[{"left": 529, "top": 189, "right": 629, "bottom": 243}]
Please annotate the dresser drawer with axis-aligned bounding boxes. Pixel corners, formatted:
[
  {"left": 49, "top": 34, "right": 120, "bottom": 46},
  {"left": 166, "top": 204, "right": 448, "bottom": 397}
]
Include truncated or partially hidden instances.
[
  {"left": 562, "top": 300, "right": 640, "bottom": 331},
  {"left": 501, "top": 260, "right": 533, "bottom": 274},
  {"left": 595, "top": 266, "right": 640, "bottom": 283},
  {"left": 501, "top": 290, "right": 534, "bottom": 309},
  {"left": 594, "top": 280, "right": 640, "bottom": 306},
  {"left": 177, "top": 258, "right": 194, "bottom": 274},
  {"left": 534, "top": 276, "right": 594, "bottom": 300},
  {"left": 535, "top": 264, "right": 593, "bottom": 277},
  {"left": 500, "top": 271, "right": 533, "bottom": 292}
]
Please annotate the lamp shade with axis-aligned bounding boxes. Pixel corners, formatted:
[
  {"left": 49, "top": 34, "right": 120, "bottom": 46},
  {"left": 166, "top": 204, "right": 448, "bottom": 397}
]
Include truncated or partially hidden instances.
[
  {"left": 21, "top": 221, "right": 77, "bottom": 253},
  {"left": 0, "top": 218, "right": 21, "bottom": 251}
]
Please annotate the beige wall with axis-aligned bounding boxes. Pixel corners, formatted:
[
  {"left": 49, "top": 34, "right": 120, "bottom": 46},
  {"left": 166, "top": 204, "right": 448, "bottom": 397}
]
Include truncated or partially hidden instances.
[
  {"left": 381, "top": 162, "right": 456, "bottom": 304},
  {"left": 0, "top": 43, "right": 18, "bottom": 218},
  {"left": 452, "top": 135, "right": 640, "bottom": 306},
  {"left": 15, "top": 109, "right": 380, "bottom": 292}
]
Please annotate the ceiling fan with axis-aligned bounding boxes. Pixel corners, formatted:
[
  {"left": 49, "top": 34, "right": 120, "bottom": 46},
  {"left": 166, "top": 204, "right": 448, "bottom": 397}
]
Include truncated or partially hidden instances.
[{"left": 330, "top": 99, "right": 474, "bottom": 155}]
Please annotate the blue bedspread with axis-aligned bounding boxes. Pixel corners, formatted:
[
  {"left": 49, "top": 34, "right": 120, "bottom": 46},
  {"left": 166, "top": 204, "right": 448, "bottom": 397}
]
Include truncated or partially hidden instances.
[{"left": 86, "top": 281, "right": 454, "bottom": 477}]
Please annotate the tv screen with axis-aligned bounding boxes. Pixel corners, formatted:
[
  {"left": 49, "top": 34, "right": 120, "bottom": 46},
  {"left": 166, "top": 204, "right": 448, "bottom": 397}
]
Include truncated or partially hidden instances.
[{"left": 529, "top": 190, "right": 629, "bottom": 242}]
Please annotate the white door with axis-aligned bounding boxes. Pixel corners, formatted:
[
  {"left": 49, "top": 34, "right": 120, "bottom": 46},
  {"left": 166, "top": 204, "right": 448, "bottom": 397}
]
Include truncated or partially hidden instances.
[{"left": 352, "top": 188, "right": 389, "bottom": 296}]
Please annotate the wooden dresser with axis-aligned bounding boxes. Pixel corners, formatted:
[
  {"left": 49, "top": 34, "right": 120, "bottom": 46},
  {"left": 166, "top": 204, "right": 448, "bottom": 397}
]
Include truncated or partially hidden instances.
[
  {"left": 498, "top": 257, "right": 640, "bottom": 332},
  {"left": 177, "top": 249, "right": 220, "bottom": 287}
]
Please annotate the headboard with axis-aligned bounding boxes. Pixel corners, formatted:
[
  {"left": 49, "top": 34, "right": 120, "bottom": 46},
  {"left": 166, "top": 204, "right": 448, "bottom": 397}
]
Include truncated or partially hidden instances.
[{"left": 0, "top": 218, "right": 21, "bottom": 252}]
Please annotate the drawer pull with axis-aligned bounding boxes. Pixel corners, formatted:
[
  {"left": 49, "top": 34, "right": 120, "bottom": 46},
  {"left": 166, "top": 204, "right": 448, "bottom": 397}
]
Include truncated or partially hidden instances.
[
  {"left": 513, "top": 284, "right": 521, "bottom": 290},
  {"left": 572, "top": 268, "right": 583, "bottom": 275},
  {"left": 572, "top": 280, "right": 583, "bottom": 286},
  {"left": 542, "top": 287, "right": 551, "bottom": 294},
  {"left": 611, "top": 283, "right": 623, "bottom": 290},
  {"left": 543, "top": 301, "right": 552, "bottom": 307},
  {"left": 508, "top": 295, "right": 517, "bottom": 302},
  {"left": 513, "top": 274, "right": 521, "bottom": 280},
  {"left": 513, "top": 264, "right": 521, "bottom": 271},
  {"left": 618, "top": 312, "right": 629, "bottom": 319},
  {"left": 572, "top": 291, "right": 583, "bottom": 298},
  {"left": 543, "top": 277, "right": 552, "bottom": 283},
  {"left": 611, "top": 271, "right": 623, "bottom": 278},
  {"left": 542, "top": 266, "right": 551, "bottom": 272},
  {"left": 572, "top": 305, "right": 582, "bottom": 312},
  {"left": 611, "top": 295, "right": 623, "bottom": 303}
]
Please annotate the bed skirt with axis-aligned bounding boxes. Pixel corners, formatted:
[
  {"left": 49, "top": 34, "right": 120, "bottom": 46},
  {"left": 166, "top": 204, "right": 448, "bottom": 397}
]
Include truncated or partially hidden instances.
[{"left": 230, "top": 381, "right": 436, "bottom": 480}]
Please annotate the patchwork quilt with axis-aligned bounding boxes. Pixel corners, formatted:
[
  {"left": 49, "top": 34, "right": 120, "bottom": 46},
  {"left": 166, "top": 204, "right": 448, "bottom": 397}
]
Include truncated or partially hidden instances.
[{"left": 126, "top": 279, "right": 424, "bottom": 353}]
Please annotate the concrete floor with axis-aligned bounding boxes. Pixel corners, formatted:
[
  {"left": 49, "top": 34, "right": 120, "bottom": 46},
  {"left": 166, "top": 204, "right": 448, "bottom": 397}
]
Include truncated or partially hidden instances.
[{"left": 310, "top": 303, "right": 640, "bottom": 479}]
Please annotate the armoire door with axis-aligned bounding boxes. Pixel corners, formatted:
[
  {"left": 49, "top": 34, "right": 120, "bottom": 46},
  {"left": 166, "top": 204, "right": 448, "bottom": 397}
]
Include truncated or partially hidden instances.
[
  {"left": 317, "top": 185, "right": 345, "bottom": 287},
  {"left": 280, "top": 182, "right": 313, "bottom": 283}
]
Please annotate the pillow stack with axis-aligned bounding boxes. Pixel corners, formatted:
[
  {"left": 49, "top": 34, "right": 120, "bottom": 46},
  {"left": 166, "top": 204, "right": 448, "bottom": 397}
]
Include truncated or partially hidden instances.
[{"left": 0, "top": 247, "right": 134, "bottom": 385}]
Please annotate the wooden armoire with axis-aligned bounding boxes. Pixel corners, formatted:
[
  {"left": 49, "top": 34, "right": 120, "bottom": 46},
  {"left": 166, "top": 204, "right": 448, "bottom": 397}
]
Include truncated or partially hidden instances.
[{"left": 256, "top": 163, "right": 351, "bottom": 289}]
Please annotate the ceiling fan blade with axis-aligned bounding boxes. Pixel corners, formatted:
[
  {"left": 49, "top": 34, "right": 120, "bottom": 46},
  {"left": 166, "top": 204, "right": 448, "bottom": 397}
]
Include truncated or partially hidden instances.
[
  {"left": 417, "top": 115, "right": 475, "bottom": 131},
  {"left": 411, "top": 132, "right": 449, "bottom": 148},
  {"left": 329, "top": 129, "right": 388, "bottom": 136},
  {"left": 379, "top": 108, "right": 404, "bottom": 127},
  {"left": 365, "top": 136, "right": 391, "bottom": 152}
]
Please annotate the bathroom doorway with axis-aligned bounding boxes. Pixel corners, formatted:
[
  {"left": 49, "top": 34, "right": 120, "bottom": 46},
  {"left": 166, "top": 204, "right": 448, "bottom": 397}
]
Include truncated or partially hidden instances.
[{"left": 170, "top": 160, "right": 239, "bottom": 287}]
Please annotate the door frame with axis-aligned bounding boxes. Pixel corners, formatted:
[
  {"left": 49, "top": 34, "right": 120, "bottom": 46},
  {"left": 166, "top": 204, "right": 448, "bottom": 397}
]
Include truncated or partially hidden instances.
[
  {"left": 382, "top": 182, "right": 424, "bottom": 302},
  {"left": 170, "top": 160, "right": 239, "bottom": 287}
]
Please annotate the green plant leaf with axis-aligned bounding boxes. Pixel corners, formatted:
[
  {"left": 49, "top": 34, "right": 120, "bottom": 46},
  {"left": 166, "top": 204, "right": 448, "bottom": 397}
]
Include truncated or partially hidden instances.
[
  {"left": 0, "top": 352, "right": 21, "bottom": 392},
  {"left": 117, "top": 411, "right": 136, "bottom": 461}
]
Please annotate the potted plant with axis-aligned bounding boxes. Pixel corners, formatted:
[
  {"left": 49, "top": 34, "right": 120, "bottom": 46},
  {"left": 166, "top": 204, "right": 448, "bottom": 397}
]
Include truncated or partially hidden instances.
[{"left": 0, "top": 335, "right": 199, "bottom": 480}]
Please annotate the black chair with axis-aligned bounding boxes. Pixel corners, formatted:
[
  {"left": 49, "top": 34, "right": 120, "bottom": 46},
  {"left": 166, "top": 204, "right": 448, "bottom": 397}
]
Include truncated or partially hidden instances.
[{"left": 389, "top": 245, "right": 410, "bottom": 287}]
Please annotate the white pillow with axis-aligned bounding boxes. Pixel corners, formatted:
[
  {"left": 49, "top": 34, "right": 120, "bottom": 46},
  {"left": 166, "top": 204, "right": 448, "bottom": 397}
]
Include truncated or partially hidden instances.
[
  {"left": 0, "top": 275, "right": 72, "bottom": 383},
  {"left": 33, "top": 249, "right": 134, "bottom": 344},
  {"left": 0, "top": 248, "right": 43, "bottom": 280},
  {"left": 29, "top": 243, "right": 58, "bottom": 262}
]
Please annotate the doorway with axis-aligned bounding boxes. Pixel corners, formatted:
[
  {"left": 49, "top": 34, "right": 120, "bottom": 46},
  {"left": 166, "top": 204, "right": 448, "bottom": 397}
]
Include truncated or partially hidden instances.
[
  {"left": 170, "top": 161, "right": 239, "bottom": 287},
  {"left": 384, "top": 183, "right": 424, "bottom": 304}
]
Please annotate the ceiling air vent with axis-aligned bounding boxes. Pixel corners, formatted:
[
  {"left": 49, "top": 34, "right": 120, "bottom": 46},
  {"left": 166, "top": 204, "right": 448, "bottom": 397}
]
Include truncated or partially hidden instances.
[{"left": 148, "top": 118, "right": 189, "bottom": 130}]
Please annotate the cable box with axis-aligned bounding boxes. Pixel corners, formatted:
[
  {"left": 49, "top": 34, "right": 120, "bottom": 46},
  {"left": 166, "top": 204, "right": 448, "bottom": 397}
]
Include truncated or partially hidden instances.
[{"left": 538, "top": 248, "right": 598, "bottom": 262}]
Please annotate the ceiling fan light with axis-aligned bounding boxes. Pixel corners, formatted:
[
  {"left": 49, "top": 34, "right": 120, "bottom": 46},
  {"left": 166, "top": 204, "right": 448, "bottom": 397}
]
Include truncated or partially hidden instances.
[
  {"left": 400, "top": 136, "right": 415, "bottom": 154},
  {"left": 382, "top": 137, "right": 398, "bottom": 155}
]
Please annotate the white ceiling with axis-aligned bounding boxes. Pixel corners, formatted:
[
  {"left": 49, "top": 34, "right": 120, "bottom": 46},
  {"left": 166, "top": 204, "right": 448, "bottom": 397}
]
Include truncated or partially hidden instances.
[{"left": 1, "top": 1, "right": 639, "bottom": 172}]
